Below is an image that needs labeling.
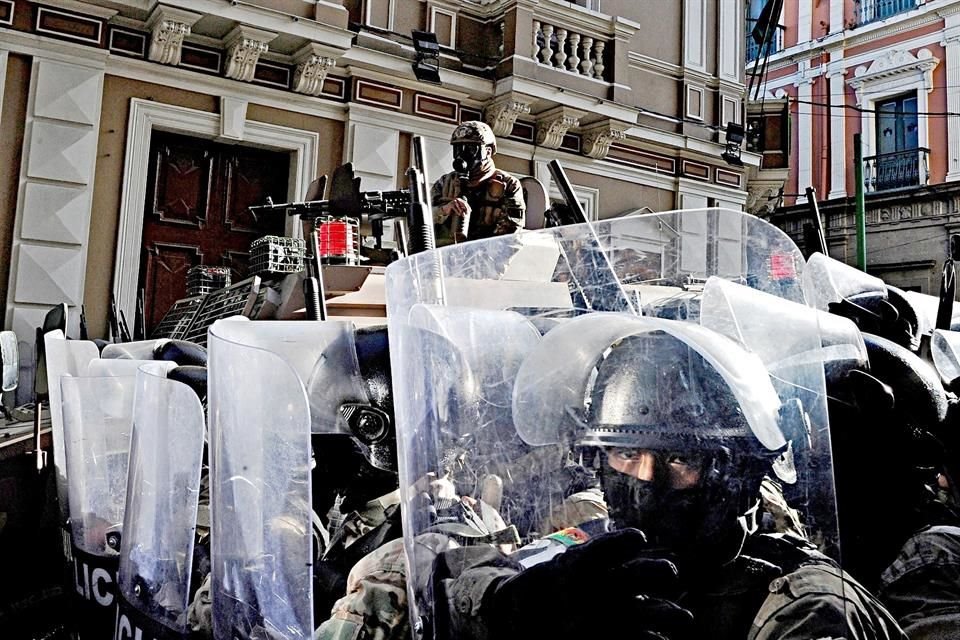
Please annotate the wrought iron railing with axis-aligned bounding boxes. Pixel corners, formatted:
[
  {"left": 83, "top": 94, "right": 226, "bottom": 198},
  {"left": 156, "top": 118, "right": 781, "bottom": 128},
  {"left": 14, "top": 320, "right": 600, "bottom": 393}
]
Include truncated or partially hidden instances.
[
  {"left": 863, "top": 148, "right": 929, "bottom": 192},
  {"left": 857, "top": 0, "right": 920, "bottom": 26},
  {"left": 746, "top": 21, "right": 784, "bottom": 62}
]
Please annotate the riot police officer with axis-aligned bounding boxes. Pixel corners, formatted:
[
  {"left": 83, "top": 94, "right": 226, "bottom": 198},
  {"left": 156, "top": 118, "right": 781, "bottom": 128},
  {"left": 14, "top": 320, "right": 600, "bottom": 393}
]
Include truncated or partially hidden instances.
[{"left": 431, "top": 121, "right": 525, "bottom": 245}]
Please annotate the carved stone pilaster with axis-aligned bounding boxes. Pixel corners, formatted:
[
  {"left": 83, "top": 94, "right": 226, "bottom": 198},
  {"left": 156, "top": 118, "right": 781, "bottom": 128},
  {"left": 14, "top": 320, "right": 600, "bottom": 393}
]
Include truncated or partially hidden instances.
[
  {"left": 145, "top": 6, "right": 200, "bottom": 66},
  {"left": 292, "top": 44, "right": 337, "bottom": 97},
  {"left": 535, "top": 106, "right": 585, "bottom": 149},
  {"left": 224, "top": 26, "right": 275, "bottom": 83},
  {"left": 483, "top": 94, "right": 532, "bottom": 137},
  {"left": 580, "top": 120, "right": 629, "bottom": 160}
]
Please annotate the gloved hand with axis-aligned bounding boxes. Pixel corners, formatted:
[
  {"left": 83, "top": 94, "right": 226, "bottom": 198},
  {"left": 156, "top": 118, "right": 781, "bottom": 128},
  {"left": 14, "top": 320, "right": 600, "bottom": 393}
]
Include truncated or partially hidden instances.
[{"left": 486, "top": 529, "right": 693, "bottom": 639}]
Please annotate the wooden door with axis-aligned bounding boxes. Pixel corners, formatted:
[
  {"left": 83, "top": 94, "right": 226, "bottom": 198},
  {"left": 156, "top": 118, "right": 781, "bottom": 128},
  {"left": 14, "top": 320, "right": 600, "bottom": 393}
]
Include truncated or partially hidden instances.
[{"left": 139, "top": 131, "right": 290, "bottom": 333}]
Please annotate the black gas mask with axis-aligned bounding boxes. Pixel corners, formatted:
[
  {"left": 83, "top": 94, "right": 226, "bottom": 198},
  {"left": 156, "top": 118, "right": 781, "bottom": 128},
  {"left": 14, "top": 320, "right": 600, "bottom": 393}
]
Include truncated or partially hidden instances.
[{"left": 452, "top": 143, "right": 484, "bottom": 177}]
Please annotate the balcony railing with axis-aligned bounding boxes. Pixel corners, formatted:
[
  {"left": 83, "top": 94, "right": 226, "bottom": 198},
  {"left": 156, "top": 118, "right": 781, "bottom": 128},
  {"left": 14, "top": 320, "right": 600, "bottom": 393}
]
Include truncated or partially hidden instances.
[
  {"left": 746, "top": 23, "right": 784, "bottom": 62},
  {"left": 532, "top": 20, "right": 610, "bottom": 81},
  {"left": 863, "top": 148, "right": 929, "bottom": 193},
  {"left": 857, "top": 0, "right": 920, "bottom": 26}
]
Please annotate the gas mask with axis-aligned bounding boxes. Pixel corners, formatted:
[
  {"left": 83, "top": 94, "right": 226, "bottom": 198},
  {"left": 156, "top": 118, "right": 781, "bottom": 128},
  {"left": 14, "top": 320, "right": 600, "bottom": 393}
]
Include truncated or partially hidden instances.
[{"left": 452, "top": 143, "right": 486, "bottom": 177}]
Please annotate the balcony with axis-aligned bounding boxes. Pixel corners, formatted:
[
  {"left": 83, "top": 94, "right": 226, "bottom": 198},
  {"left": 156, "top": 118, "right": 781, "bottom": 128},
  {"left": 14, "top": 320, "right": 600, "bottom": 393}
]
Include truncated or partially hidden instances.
[
  {"left": 746, "top": 22, "right": 784, "bottom": 62},
  {"left": 863, "top": 148, "right": 929, "bottom": 193},
  {"left": 532, "top": 20, "right": 611, "bottom": 81},
  {"left": 857, "top": 0, "right": 920, "bottom": 26}
]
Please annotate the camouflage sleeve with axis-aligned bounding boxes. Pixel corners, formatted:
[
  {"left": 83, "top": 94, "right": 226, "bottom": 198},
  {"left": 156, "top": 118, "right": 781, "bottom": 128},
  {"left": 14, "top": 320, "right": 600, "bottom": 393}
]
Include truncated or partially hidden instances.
[
  {"left": 749, "top": 564, "right": 907, "bottom": 640},
  {"left": 493, "top": 173, "right": 525, "bottom": 235},
  {"left": 432, "top": 173, "right": 458, "bottom": 225},
  {"left": 314, "top": 538, "right": 410, "bottom": 640},
  {"left": 315, "top": 534, "right": 461, "bottom": 640}
]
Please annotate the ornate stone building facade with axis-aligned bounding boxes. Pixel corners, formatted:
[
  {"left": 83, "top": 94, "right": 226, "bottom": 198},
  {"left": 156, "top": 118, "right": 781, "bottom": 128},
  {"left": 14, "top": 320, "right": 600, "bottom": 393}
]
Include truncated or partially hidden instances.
[
  {"left": 748, "top": 0, "right": 960, "bottom": 293},
  {"left": 0, "top": 0, "right": 753, "bottom": 340}
]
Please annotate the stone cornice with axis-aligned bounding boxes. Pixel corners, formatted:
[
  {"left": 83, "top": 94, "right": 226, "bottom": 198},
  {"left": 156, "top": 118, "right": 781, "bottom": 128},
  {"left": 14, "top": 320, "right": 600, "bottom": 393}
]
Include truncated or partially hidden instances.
[{"left": 627, "top": 51, "right": 682, "bottom": 78}]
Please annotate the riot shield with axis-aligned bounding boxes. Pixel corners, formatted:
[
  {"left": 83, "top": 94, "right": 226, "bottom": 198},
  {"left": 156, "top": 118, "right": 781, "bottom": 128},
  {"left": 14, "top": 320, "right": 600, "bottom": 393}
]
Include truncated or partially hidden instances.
[
  {"left": 932, "top": 328, "right": 960, "bottom": 389},
  {"left": 44, "top": 330, "right": 99, "bottom": 524},
  {"left": 58, "top": 359, "right": 174, "bottom": 633},
  {"left": 208, "top": 320, "right": 364, "bottom": 640},
  {"left": 387, "top": 209, "right": 848, "bottom": 639},
  {"left": 59, "top": 371, "right": 138, "bottom": 632},
  {"left": 803, "top": 252, "right": 888, "bottom": 312},
  {"left": 115, "top": 363, "right": 205, "bottom": 640}
]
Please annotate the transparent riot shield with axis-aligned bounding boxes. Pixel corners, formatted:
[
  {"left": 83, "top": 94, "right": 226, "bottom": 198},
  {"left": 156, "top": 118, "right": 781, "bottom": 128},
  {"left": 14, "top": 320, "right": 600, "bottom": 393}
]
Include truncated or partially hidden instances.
[
  {"left": 44, "top": 330, "right": 99, "bottom": 524},
  {"left": 60, "top": 372, "right": 138, "bottom": 631},
  {"left": 115, "top": 363, "right": 205, "bottom": 640},
  {"left": 932, "top": 329, "right": 960, "bottom": 388},
  {"left": 387, "top": 209, "right": 848, "bottom": 640},
  {"left": 803, "top": 252, "right": 888, "bottom": 312},
  {"left": 58, "top": 359, "right": 174, "bottom": 630},
  {"left": 208, "top": 320, "right": 365, "bottom": 640}
]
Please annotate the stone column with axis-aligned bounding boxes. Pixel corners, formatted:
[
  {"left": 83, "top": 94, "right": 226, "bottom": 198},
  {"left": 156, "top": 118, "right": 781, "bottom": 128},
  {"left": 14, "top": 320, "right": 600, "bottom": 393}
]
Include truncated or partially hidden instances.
[
  {"left": 827, "top": 55, "right": 848, "bottom": 199},
  {"left": 795, "top": 74, "right": 815, "bottom": 204},
  {"left": 943, "top": 11, "right": 960, "bottom": 181}
]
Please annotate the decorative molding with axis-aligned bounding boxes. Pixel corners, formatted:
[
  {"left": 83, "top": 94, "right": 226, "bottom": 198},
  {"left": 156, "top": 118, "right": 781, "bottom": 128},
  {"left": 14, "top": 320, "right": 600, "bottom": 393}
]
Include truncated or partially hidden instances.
[
  {"left": 220, "top": 97, "right": 248, "bottom": 141},
  {"left": 607, "top": 143, "right": 677, "bottom": 174},
  {"left": 35, "top": 6, "right": 103, "bottom": 45},
  {"left": 580, "top": 120, "right": 629, "bottom": 160},
  {"left": 682, "top": 160, "right": 710, "bottom": 181},
  {"left": 483, "top": 93, "right": 531, "bottom": 136},
  {"left": 535, "top": 106, "right": 585, "bottom": 149},
  {"left": 414, "top": 93, "right": 460, "bottom": 123},
  {"left": 252, "top": 59, "right": 290, "bottom": 89},
  {"left": 145, "top": 6, "right": 200, "bottom": 66},
  {"left": 108, "top": 28, "right": 147, "bottom": 58},
  {"left": 715, "top": 168, "right": 742, "bottom": 188},
  {"left": 428, "top": 5, "right": 458, "bottom": 49},
  {"left": 849, "top": 48, "right": 939, "bottom": 105},
  {"left": 508, "top": 121, "right": 535, "bottom": 142},
  {"left": 685, "top": 84, "right": 705, "bottom": 121},
  {"left": 355, "top": 79, "right": 402, "bottom": 110},
  {"left": 178, "top": 43, "right": 221, "bottom": 73},
  {"left": 461, "top": 106, "right": 483, "bottom": 122},
  {"left": 0, "top": 1, "right": 12, "bottom": 26},
  {"left": 292, "top": 43, "right": 337, "bottom": 97},
  {"left": 113, "top": 99, "right": 318, "bottom": 323},
  {"left": 223, "top": 25, "right": 274, "bottom": 82}
]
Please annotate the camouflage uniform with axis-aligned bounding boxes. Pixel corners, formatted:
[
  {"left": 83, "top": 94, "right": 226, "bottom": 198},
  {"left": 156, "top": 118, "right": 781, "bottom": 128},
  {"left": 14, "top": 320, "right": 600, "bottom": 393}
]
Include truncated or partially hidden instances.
[
  {"left": 315, "top": 534, "right": 458, "bottom": 640},
  {"left": 431, "top": 170, "right": 525, "bottom": 246},
  {"left": 878, "top": 524, "right": 960, "bottom": 639}
]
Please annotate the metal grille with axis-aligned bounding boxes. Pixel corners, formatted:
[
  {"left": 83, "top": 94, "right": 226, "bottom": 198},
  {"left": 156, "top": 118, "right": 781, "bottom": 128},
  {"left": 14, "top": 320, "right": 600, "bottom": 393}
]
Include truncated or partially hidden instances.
[
  {"left": 249, "top": 235, "right": 305, "bottom": 276},
  {"left": 317, "top": 216, "right": 361, "bottom": 266},
  {"left": 180, "top": 276, "right": 262, "bottom": 347},
  {"left": 150, "top": 296, "right": 204, "bottom": 340},
  {"left": 186, "top": 265, "right": 232, "bottom": 298}
]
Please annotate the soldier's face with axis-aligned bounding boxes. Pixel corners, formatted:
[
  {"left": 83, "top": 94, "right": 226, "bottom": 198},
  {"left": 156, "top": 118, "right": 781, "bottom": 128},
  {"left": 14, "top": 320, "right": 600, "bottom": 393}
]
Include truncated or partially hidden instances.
[
  {"left": 452, "top": 143, "right": 486, "bottom": 173},
  {"left": 606, "top": 448, "right": 701, "bottom": 490}
]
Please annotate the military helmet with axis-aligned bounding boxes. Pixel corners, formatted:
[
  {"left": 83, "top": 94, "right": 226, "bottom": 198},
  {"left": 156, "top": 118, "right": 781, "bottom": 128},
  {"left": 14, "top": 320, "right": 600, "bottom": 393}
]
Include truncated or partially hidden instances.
[
  {"left": 450, "top": 121, "right": 497, "bottom": 154},
  {"left": 582, "top": 329, "right": 774, "bottom": 456}
]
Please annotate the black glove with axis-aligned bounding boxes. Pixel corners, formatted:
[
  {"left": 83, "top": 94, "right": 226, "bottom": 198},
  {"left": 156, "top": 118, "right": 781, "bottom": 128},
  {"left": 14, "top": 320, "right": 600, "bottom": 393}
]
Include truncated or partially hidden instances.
[{"left": 486, "top": 529, "right": 693, "bottom": 640}]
